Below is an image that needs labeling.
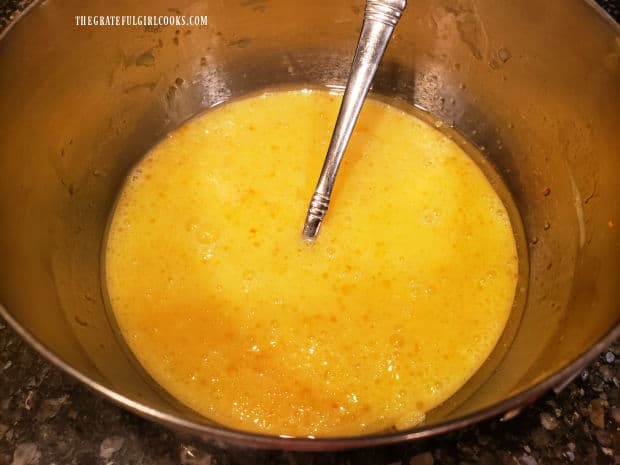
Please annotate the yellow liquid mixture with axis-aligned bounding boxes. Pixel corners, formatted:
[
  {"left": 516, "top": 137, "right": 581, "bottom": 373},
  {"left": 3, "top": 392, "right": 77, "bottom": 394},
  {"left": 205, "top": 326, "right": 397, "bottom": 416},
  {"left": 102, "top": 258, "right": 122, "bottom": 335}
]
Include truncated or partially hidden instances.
[{"left": 106, "top": 89, "right": 518, "bottom": 437}]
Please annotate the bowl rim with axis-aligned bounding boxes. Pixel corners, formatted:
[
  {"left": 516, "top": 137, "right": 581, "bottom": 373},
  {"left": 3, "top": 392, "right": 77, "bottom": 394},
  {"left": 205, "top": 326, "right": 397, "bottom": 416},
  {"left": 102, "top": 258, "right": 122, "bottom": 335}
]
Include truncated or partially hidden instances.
[{"left": 1, "top": 0, "right": 619, "bottom": 452}]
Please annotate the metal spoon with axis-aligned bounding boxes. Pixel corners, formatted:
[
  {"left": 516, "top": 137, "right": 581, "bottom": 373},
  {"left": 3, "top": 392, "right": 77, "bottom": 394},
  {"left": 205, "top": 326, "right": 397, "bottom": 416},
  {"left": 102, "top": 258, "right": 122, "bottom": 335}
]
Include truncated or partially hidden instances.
[{"left": 302, "top": 0, "right": 407, "bottom": 240}]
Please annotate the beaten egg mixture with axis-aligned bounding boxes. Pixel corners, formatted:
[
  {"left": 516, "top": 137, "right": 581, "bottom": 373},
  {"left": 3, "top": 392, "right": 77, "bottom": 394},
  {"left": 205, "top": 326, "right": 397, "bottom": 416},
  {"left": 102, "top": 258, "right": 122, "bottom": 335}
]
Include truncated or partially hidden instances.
[{"left": 105, "top": 89, "right": 518, "bottom": 436}]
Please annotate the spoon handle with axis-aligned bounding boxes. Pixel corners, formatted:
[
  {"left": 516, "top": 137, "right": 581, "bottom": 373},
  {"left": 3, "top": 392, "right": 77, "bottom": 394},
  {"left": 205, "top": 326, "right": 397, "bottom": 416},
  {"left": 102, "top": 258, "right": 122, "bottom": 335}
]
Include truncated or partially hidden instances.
[{"left": 302, "top": 0, "right": 407, "bottom": 240}]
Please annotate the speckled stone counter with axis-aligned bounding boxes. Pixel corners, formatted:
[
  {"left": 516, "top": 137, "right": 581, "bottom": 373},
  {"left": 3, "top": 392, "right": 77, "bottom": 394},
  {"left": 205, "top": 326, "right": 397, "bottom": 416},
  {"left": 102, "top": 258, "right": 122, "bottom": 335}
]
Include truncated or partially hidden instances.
[{"left": 1, "top": 0, "right": 619, "bottom": 464}]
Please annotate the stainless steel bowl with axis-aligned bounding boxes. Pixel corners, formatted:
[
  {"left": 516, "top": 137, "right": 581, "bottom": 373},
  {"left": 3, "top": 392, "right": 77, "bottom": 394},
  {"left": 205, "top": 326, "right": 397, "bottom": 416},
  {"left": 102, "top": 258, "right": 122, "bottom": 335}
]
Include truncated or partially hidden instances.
[{"left": 0, "top": 0, "right": 618, "bottom": 451}]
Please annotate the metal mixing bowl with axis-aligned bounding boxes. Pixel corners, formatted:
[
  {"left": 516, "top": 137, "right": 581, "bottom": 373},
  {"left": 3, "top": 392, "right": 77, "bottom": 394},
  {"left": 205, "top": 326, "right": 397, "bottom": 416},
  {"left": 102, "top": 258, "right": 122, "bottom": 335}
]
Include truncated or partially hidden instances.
[{"left": 0, "top": 0, "right": 618, "bottom": 451}]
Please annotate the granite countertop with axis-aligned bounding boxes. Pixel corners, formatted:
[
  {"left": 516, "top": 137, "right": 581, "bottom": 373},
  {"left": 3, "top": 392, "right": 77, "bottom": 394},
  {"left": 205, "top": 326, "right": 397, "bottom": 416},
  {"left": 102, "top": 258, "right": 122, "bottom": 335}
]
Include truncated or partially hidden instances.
[{"left": 1, "top": 1, "right": 619, "bottom": 464}]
